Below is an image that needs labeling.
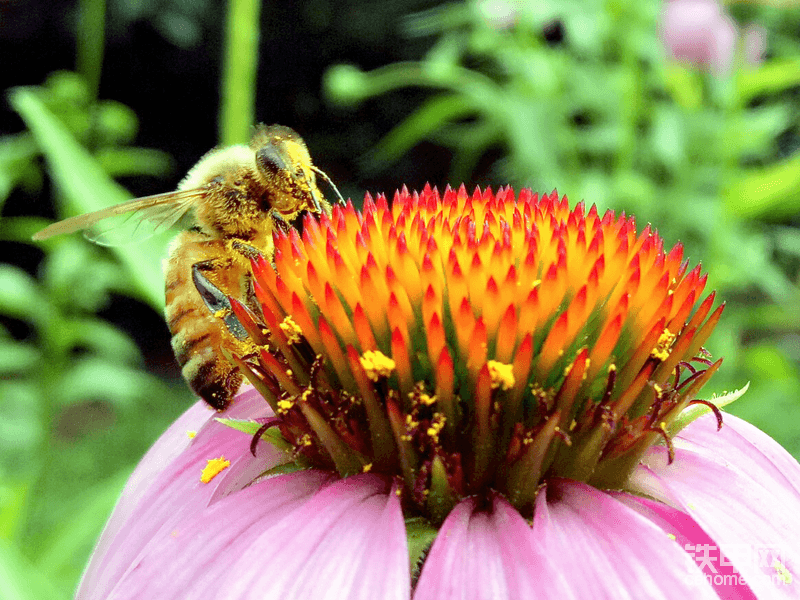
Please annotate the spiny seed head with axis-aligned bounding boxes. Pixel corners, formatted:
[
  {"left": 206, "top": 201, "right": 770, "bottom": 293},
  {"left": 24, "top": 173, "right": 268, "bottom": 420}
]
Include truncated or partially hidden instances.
[{"left": 231, "top": 186, "right": 724, "bottom": 522}]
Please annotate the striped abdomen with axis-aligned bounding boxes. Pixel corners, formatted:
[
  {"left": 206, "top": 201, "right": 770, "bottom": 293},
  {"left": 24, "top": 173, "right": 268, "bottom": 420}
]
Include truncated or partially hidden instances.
[{"left": 164, "top": 230, "right": 253, "bottom": 410}]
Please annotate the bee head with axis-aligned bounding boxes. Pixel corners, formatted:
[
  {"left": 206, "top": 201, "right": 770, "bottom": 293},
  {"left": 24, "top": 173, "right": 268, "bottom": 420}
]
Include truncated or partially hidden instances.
[{"left": 252, "top": 126, "right": 324, "bottom": 216}]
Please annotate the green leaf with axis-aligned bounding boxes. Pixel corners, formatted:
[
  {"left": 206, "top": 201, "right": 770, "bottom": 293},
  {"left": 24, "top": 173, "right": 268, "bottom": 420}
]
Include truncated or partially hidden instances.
[
  {"left": 8, "top": 87, "right": 168, "bottom": 310},
  {"left": 0, "top": 264, "right": 51, "bottom": 325},
  {"left": 94, "top": 147, "right": 173, "bottom": 178},
  {"left": 736, "top": 58, "right": 800, "bottom": 105},
  {"left": 366, "top": 94, "right": 474, "bottom": 170},
  {"left": 724, "top": 152, "right": 800, "bottom": 220},
  {"left": 0, "top": 340, "right": 41, "bottom": 374}
]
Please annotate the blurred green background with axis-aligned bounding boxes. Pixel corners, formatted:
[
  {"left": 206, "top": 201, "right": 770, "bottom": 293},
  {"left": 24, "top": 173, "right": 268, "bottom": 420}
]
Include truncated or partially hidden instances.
[{"left": 1, "top": 0, "right": 799, "bottom": 597}]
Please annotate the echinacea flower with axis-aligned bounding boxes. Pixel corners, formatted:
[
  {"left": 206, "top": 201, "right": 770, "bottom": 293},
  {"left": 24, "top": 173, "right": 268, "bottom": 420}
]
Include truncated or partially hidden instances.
[{"left": 78, "top": 187, "right": 800, "bottom": 599}]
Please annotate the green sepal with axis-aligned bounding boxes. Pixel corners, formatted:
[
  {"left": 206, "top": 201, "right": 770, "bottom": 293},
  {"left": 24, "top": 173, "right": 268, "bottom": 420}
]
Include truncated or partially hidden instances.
[
  {"left": 405, "top": 516, "right": 438, "bottom": 583},
  {"left": 216, "top": 417, "right": 293, "bottom": 452},
  {"left": 667, "top": 382, "right": 750, "bottom": 437}
]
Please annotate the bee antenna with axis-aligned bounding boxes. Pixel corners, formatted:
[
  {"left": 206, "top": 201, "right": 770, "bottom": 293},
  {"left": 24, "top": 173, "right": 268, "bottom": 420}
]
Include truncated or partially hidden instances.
[{"left": 312, "top": 166, "right": 345, "bottom": 205}]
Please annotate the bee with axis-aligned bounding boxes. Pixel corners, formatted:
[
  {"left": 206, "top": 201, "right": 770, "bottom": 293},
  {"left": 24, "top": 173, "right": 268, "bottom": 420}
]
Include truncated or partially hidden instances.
[{"left": 33, "top": 124, "right": 342, "bottom": 410}]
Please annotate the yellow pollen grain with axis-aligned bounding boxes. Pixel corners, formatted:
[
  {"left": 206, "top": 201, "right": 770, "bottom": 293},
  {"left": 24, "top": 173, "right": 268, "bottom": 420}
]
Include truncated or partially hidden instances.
[
  {"left": 426, "top": 414, "right": 446, "bottom": 443},
  {"left": 200, "top": 456, "right": 230, "bottom": 484},
  {"left": 300, "top": 433, "right": 313, "bottom": 446},
  {"left": 360, "top": 350, "right": 396, "bottom": 381},
  {"left": 277, "top": 398, "right": 295, "bottom": 414},
  {"left": 186, "top": 430, "right": 196, "bottom": 439},
  {"left": 653, "top": 383, "right": 663, "bottom": 395},
  {"left": 300, "top": 388, "right": 312, "bottom": 402},
  {"left": 401, "top": 434, "right": 412, "bottom": 442},
  {"left": 213, "top": 308, "right": 230, "bottom": 320},
  {"left": 487, "top": 360, "right": 515, "bottom": 390},
  {"left": 532, "top": 279, "right": 541, "bottom": 287},
  {"left": 569, "top": 419, "right": 577, "bottom": 431},
  {"left": 608, "top": 363, "right": 617, "bottom": 373},
  {"left": 666, "top": 533, "right": 676, "bottom": 541},
  {"left": 362, "top": 463, "right": 373, "bottom": 473},
  {"left": 564, "top": 363, "right": 573, "bottom": 377},
  {"left": 419, "top": 393, "right": 437, "bottom": 406},
  {"left": 773, "top": 559, "right": 792, "bottom": 584},
  {"left": 651, "top": 328, "right": 676, "bottom": 361},
  {"left": 280, "top": 316, "right": 303, "bottom": 344}
]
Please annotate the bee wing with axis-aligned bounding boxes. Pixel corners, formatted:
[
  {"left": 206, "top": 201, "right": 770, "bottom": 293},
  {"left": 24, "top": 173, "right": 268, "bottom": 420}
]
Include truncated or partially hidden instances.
[{"left": 32, "top": 188, "right": 205, "bottom": 246}]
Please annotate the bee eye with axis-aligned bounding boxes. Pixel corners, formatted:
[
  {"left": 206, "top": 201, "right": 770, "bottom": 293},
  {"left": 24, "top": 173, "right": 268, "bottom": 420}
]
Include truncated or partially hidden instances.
[{"left": 255, "top": 146, "right": 288, "bottom": 177}]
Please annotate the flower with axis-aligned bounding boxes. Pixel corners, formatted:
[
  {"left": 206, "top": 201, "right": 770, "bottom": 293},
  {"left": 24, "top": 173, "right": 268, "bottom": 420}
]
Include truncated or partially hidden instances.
[
  {"left": 77, "top": 187, "right": 800, "bottom": 599},
  {"left": 658, "top": 0, "right": 766, "bottom": 74}
]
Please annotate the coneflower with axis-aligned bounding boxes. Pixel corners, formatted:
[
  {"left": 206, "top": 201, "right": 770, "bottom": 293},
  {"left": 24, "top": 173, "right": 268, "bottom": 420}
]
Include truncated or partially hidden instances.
[{"left": 77, "top": 187, "right": 800, "bottom": 600}]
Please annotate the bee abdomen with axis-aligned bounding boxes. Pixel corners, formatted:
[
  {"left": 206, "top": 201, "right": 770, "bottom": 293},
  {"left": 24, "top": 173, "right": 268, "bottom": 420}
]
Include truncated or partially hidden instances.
[{"left": 164, "top": 231, "right": 246, "bottom": 410}]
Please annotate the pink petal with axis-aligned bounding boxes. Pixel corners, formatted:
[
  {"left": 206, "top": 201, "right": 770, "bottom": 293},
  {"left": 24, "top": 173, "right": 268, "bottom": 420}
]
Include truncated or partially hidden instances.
[
  {"left": 630, "top": 413, "right": 800, "bottom": 599},
  {"left": 659, "top": 0, "right": 737, "bottom": 73},
  {"left": 77, "top": 386, "right": 281, "bottom": 600},
  {"left": 414, "top": 494, "right": 568, "bottom": 600},
  {"left": 532, "top": 479, "right": 720, "bottom": 599},
  {"left": 612, "top": 492, "right": 757, "bottom": 599},
  {"left": 110, "top": 473, "right": 409, "bottom": 600}
]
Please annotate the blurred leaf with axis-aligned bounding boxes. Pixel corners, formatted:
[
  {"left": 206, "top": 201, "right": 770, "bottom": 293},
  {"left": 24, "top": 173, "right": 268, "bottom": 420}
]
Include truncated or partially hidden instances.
[
  {"left": 0, "top": 134, "right": 38, "bottom": 207},
  {"left": 367, "top": 94, "right": 474, "bottom": 169},
  {"left": 0, "top": 264, "right": 51, "bottom": 325},
  {"left": 0, "top": 481, "right": 28, "bottom": 542},
  {"left": 56, "top": 357, "right": 166, "bottom": 408},
  {"left": 62, "top": 318, "right": 141, "bottom": 364},
  {"left": 0, "top": 340, "right": 40, "bottom": 374},
  {"left": 735, "top": 58, "right": 800, "bottom": 104},
  {"left": 95, "top": 100, "right": 137, "bottom": 146},
  {"left": 42, "top": 239, "right": 134, "bottom": 313},
  {"left": 8, "top": 87, "right": 167, "bottom": 310},
  {"left": 94, "top": 147, "right": 173, "bottom": 179},
  {"left": 0, "top": 538, "right": 64, "bottom": 600},
  {"left": 34, "top": 470, "right": 130, "bottom": 592},
  {"left": 724, "top": 104, "right": 792, "bottom": 159},
  {"left": 0, "top": 381, "right": 44, "bottom": 469},
  {"left": 724, "top": 151, "right": 800, "bottom": 220},
  {"left": 0, "top": 217, "right": 53, "bottom": 244}
]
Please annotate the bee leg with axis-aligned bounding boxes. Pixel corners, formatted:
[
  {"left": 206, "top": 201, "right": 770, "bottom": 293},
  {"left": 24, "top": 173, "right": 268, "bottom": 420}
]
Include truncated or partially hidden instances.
[
  {"left": 270, "top": 209, "right": 293, "bottom": 235},
  {"left": 191, "top": 263, "right": 248, "bottom": 341},
  {"left": 230, "top": 240, "right": 264, "bottom": 261}
]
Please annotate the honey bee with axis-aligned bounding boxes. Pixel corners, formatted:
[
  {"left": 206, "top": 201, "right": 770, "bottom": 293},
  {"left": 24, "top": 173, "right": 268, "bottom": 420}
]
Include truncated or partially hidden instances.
[{"left": 33, "top": 124, "right": 341, "bottom": 410}]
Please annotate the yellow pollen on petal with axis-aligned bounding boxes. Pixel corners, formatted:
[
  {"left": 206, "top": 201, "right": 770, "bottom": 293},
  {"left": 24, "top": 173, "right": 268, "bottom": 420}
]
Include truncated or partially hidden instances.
[
  {"left": 213, "top": 308, "right": 229, "bottom": 320},
  {"left": 654, "top": 383, "right": 663, "bottom": 395},
  {"left": 666, "top": 533, "right": 676, "bottom": 541},
  {"left": 487, "top": 360, "right": 515, "bottom": 390},
  {"left": 300, "top": 388, "right": 313, "bottom": 402},
  {"left": 280, "top": 316, "right": 303, "bottom": 344},
  {"left": 773, "top": 559, "right": 792, "bottom": 584},
  {"left": 651, "top": 328, "right": 676, "bottom": 361},
  {"left": 360, "top": 350, "right": 396, "bottom": 381},
  {"left": 300, "top": 433, "right": 313, "bottom": 446},
  {"left": 200, "top": 456, "right": 230, "bottom": 484},
  {"left": 186, "top": 430, "right": 196, "bottom": 439},
  {"left": 362, "top": 463, "right": 373, "bottom": 473}
]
